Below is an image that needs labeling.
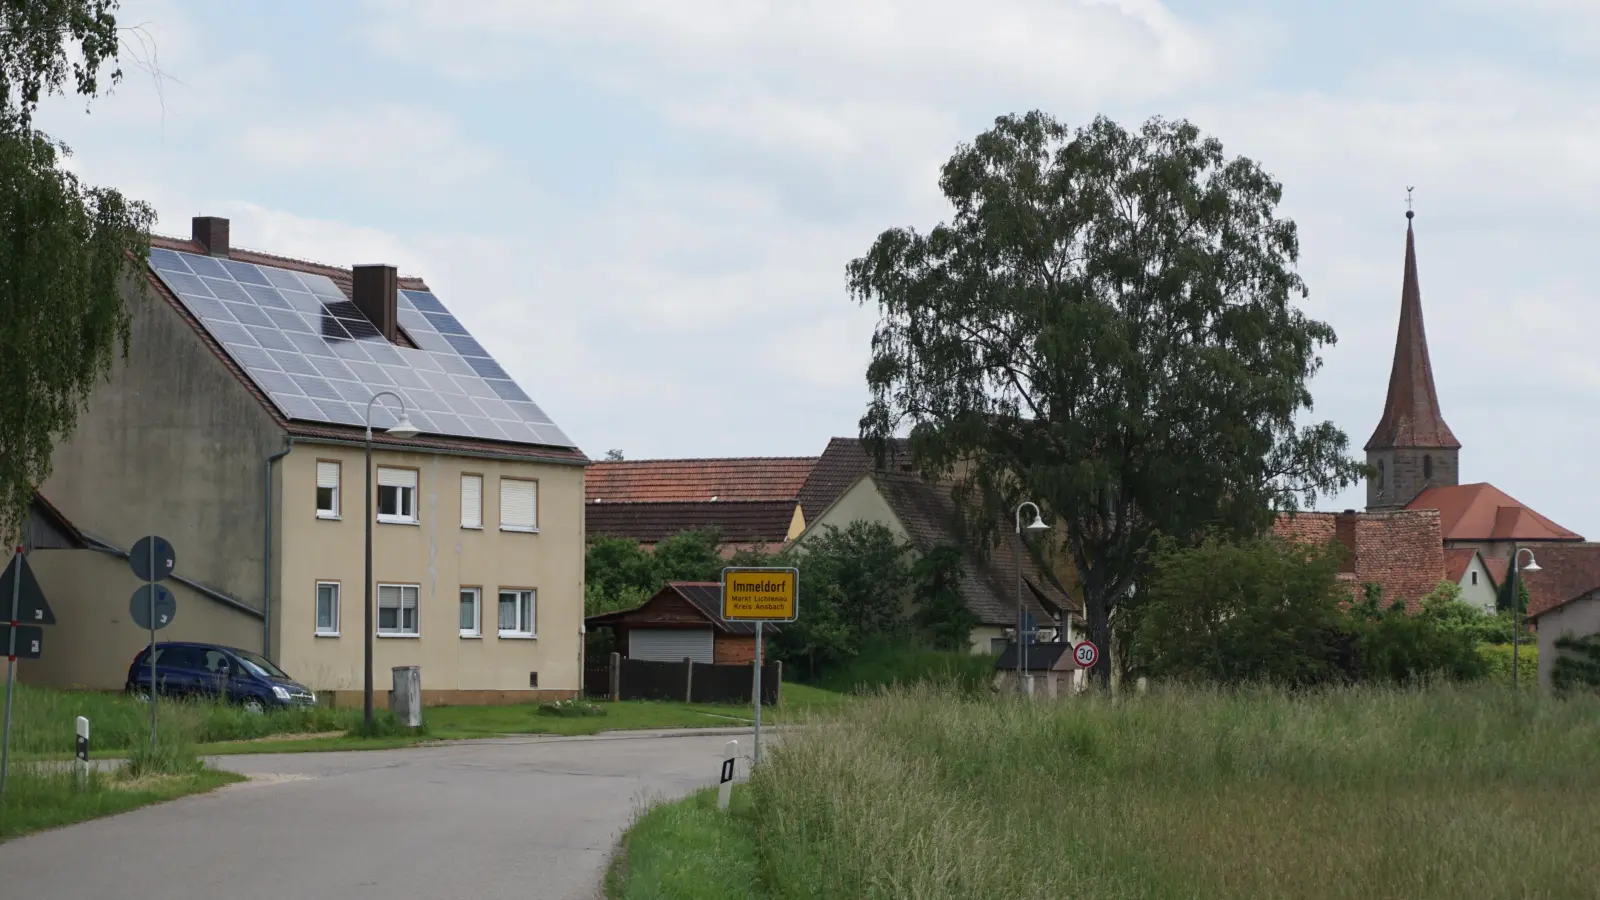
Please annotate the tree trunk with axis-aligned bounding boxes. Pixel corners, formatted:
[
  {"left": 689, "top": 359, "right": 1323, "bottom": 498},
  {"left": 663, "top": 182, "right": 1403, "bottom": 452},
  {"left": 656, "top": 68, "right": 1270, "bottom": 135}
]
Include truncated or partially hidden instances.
[{"left": 1083, "top": 566, "right": 1113, "bottom": 688}]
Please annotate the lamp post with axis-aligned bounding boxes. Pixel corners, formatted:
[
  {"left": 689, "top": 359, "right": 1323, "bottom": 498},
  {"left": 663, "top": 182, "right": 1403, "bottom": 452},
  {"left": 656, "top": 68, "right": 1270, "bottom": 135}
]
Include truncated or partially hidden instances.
[
  {"left": 363, "top": 391, "right": 419, "bottom": 732},
  {"left": 1509, "top": 546, "right": 1541, "bottom": 692},
  {"left": 1014, "top": 501, "right": 1050, "bottom": 693}
]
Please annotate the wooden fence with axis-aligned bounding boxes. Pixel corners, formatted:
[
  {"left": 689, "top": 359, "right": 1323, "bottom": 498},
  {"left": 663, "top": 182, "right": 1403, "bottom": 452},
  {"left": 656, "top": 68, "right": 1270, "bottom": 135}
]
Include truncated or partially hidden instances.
[{"left": 584, "top": 652, "right": 781, "bottom": 705}]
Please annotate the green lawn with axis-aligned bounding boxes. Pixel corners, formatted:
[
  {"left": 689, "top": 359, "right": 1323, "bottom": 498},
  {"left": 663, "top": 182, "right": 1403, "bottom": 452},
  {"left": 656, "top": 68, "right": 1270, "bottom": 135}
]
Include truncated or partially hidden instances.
[{"left": 612, "top": 682, "right": 1600, "bottom": 900}]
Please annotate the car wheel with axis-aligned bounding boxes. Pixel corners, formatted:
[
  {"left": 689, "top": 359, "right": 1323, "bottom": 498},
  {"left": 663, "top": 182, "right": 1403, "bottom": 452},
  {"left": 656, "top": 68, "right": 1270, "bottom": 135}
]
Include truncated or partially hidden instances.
[
  {"left": 243, "top": 697, "right": 266, "bottom": 714},
  {"left": 130, "top": 688, "right": 152, "bottom": 703}
]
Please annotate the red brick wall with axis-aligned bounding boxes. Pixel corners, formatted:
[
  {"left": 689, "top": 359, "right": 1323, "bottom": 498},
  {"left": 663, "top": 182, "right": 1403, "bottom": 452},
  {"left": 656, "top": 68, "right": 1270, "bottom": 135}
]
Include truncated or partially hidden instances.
[{"left": 713, "top": 633, "right": 763, "bottom": 664}]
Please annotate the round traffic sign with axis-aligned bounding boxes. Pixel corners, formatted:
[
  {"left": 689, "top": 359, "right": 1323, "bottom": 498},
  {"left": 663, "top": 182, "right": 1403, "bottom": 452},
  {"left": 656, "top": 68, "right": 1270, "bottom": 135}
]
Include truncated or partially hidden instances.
[
  {"left": 130, "top": 535, "right": 176, "bottom": 583},
  {"left": 1073, "top": 640, "right": 1099, "bottom": 669},
  {"left": 130, "top": 584, "right": 177, "bottom": 630}
]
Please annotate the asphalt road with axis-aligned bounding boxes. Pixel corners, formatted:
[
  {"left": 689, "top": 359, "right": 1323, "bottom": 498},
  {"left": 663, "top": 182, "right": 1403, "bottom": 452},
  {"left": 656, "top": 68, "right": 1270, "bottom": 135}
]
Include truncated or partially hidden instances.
[{"left": 0, "top": 728, "right": 755, "bottom": 900}]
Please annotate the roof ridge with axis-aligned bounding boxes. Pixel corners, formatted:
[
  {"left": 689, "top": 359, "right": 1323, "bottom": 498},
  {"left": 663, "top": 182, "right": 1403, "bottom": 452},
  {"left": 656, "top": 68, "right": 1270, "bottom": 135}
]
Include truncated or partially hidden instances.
[
  {"left": 589, "top": 456, "right": 819, "bottom": 464},
  {"left": 151, "top": 233, "right": 425, "bottom": 284}
]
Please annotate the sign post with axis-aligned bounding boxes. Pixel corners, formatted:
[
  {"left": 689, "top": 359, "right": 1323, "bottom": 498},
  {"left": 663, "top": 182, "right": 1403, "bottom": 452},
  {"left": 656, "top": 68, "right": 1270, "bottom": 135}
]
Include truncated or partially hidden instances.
[
  {"left": 130, "top": 536, "right": 176, "bottom": 751},
  {"left": 0, "top": 548, "right": 57, "bottom": 831},
  {"left": 720, "top": 567, "right": 798, "bottom": 766}
]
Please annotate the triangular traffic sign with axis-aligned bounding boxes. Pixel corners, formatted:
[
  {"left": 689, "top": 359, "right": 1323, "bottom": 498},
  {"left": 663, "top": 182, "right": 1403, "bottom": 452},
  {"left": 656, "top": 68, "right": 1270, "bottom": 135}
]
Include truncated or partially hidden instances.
[{"left": 0, "top": 553, "right": 55, "bottom": 625}]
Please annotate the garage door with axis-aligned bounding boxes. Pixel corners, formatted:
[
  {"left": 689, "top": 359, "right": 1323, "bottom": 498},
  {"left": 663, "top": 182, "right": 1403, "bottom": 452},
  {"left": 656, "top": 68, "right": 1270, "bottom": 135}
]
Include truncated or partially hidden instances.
[{"left": 629, "top": 628, "right": 715, "bottom": 664}]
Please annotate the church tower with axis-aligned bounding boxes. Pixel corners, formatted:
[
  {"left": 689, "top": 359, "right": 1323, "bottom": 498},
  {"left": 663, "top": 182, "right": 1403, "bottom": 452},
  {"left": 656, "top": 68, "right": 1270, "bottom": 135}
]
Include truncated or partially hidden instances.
[{"left": 1365, "top": 208, "right": 1460, "bottom": 510}]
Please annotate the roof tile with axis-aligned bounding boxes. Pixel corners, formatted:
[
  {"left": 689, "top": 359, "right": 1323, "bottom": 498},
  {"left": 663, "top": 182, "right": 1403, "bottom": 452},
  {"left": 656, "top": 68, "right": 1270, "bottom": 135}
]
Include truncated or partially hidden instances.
[
  {"left": 586, "top": 458, "right": 815, "bottom": 503},
  {"left": 1407, "top": 483, "right": 1583, "bottom": 542},
  {"left": 586, "top": 499, "right": 797, "bottom": 545},
  {"left": 1521, "top": 543, "right": 1600, "bottom": 620}
]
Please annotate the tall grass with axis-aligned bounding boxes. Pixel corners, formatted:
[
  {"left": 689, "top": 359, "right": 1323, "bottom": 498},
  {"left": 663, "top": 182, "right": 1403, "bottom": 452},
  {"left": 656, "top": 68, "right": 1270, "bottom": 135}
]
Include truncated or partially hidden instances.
[
  {"left": 747, "top": 683, "right": 1600, "bottom": 899},
  {"left": 811, "top": 643, "right": 997, "bottom": 695},
  {"left": 7, "top": 684, "right": 363, "bottom": 755}
]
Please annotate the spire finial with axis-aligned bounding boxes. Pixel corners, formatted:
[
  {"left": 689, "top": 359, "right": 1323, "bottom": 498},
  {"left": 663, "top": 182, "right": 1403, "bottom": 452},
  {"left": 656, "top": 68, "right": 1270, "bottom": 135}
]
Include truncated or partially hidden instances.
[{"left": 1405, "top": 186, "right": 1415, "bottom": 220}]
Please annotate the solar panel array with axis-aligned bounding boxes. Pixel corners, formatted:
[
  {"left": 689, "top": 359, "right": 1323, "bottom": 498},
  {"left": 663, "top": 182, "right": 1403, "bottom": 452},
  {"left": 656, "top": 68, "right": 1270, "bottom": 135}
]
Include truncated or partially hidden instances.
[{"left": 148, "top": 247, "right": 575, "bottom": 448}]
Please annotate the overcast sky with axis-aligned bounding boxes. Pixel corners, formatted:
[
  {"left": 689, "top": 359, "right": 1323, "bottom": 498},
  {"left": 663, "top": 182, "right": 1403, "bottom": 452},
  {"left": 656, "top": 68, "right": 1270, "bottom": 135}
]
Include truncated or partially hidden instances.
[{"left": 35, "top": 0, "right": 1600, "bottom": 537}]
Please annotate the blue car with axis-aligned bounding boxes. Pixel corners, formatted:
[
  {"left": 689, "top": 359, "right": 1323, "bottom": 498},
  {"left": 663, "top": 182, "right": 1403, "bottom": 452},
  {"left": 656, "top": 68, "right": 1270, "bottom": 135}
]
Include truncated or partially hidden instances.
[{"left": 126, "top": 641, "right": 316, "bottom": 713}]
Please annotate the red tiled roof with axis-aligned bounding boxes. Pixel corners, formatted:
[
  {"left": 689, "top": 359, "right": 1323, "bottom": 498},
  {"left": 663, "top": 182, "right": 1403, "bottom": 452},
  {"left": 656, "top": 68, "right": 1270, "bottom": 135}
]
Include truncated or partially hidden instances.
[
  {"left": 586, "top": 458, "right": 815, "bottom": 503},
  {"left": 1521, "top": 543, "right": 1600, "bottom": 620},
  {"left": 144, "top": 235, "right": 588, "bottom": 463},
  {"left": 1274, "top": 508, "right": 1446, "bottom": 611},
  {"left": 586, "top": 499, "right": 798, "bottom": 545},
  {"left": 800, "top": 438, "right": 1073, "bottom": 627},
  {"left": 1443, "top": 548, "right": 1478, "bottom": 584},
  {"left": 1365, "top": 217, "right": 1460, "bottom": 451},
  {"left": 1482, "top": 556, "right": 1508, "bottom": 588},
  {"left": 1407, "top": 483, "right": 1583, "bottom": 542}
]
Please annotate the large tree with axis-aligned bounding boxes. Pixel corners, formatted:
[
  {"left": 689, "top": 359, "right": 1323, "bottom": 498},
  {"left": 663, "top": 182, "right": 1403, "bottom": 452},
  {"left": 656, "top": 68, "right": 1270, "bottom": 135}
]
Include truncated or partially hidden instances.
[
  {"left": 0, "top": 0, "right": 153, "bottom": 541},
  {"left": 852, "top": 112, "right": 1360, "bottom": 684}
]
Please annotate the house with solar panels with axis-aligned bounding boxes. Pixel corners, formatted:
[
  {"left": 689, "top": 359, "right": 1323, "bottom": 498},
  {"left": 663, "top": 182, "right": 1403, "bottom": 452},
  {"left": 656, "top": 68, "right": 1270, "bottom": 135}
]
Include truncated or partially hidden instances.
[{"left": 23, "top": 216, "right": 588, "bottom": 703}]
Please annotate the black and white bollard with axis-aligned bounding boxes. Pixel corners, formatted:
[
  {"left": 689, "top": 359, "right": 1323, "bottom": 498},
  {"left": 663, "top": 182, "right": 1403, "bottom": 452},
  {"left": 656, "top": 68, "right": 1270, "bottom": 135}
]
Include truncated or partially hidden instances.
[
  {"left": 74, "top": 716, "right": 90, "bottom": 789},
  {"left": 716, "top": 740, "right": 737, "bottom": 811}
]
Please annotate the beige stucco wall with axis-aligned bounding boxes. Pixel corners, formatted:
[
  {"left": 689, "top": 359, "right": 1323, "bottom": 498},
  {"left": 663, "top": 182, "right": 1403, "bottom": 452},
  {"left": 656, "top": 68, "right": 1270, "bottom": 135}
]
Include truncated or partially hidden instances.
[
  {"left": 4, "top": 548, "right": 263, "bottom": 689},
  {"left": 275, "top": 446, "right": 586, "bottom": 696},
  {"left": 1535, "top": 592, "right": 1600, "bottom": 693},
  {"left": 1456, "top": 555, "right": 1499, "bottom": 612},
  {"left": 799, "top": 476, "right": 910, "bottom": 544}
]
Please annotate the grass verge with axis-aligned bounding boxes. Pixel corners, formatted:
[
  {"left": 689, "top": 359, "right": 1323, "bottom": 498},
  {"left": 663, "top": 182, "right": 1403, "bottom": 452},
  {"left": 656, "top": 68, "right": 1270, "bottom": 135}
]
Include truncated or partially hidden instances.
[
  {"left": 606, "top": 787, "right": 762, "bottom": 900},
  {"left": 1, "top": 765, "right": 243, "bottom": 840},
  {"left": 11, "top": 682, "right": 848, "bottom": 758},
  {"left": 615, "top": 682, "right": 1600, "bottom": 899}
]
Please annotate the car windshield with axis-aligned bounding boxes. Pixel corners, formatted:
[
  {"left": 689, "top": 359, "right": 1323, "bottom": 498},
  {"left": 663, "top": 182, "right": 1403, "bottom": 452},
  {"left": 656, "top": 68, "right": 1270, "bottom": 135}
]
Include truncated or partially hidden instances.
[{"left": 233, "top": 650, "right": 289, "bottom": 679}]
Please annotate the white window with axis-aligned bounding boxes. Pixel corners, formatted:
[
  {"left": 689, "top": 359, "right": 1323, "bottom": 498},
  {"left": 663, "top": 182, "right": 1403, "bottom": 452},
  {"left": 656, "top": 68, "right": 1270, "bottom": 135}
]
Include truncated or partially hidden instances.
[
  {"left": 500, "top": 479, "right": 537, "bottom": 532},
  {"left": 498, "top": 589, "right": 535, "bottom": 637},
  {"left": 316, "top": 461, "right": 340, "bottom": 518},
  {"left": 460, "top": 587, "right": 481, "bottom": 637},
  {"left": 378, "top": 583, "right": 420, "bottom": 636},
  {"left": 461, "top": 474, "right": 483, "bottom": 529},
  {"left": 377, "top": 467, "right": 418, "bottom": 523},
  {"left": 315, "top": 582, "right": 340, "bottom": 635}
]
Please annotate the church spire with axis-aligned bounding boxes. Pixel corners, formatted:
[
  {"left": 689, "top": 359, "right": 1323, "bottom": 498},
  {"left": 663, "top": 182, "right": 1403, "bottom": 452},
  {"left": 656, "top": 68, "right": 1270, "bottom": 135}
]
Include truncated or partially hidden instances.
[{"left": 1364, "top": 205, "right": 1460, "bottom": 452}]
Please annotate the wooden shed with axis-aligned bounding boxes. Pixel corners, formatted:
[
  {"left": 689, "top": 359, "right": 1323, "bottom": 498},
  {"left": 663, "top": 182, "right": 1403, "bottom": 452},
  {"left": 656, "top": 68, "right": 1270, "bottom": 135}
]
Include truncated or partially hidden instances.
[{"left": 585, "top": 582, "right": 773, "bottom": 665}]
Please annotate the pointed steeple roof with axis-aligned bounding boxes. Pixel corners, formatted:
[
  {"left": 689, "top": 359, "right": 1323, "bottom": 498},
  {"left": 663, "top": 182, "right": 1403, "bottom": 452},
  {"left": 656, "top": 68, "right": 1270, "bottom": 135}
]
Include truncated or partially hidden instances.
[{"left": 1365, "top": 211, "right": 1460, "bottom": 451}]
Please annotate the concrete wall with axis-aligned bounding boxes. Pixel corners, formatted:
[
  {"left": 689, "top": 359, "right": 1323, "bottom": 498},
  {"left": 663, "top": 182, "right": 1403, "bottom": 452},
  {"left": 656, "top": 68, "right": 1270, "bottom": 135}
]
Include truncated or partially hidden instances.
[
  {"left": 1456, "top": 555, "right": 1499, "bottom": 612},
  {"left": 5, "top": 547, "right": 262, "bottom": 689},
  {"left": 1536, "top": 591, "right": 1600, "bottom": 693},
  {"left": 20, "top": 273, "right": 286, "bottom": 687},
  {"left": 275, "top": 445, "right": 586, "bottom": 700}
]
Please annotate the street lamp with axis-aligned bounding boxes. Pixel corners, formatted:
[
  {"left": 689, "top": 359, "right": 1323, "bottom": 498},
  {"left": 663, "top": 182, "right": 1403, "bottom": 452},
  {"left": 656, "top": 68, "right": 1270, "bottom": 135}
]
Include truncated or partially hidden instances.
[
  {"left": 1014, "top": 501, "right": 1050, "bottom": 693},
  {"left": 1510, "top": 546, "right": 1541, "bottom": 692},
  {"left": 363, "top": 391, "right": 419, "bottom": 731}
]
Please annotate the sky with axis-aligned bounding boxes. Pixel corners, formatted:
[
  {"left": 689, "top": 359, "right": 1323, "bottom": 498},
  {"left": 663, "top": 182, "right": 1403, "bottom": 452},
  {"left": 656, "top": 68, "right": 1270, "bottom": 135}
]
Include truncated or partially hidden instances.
[{"left": 33, "top": 0, "right": 1600, "bottom": 538}]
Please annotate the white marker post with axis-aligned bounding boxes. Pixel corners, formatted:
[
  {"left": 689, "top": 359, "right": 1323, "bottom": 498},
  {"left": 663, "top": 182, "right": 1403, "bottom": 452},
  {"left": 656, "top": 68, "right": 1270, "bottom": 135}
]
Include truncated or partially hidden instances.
[
  {"left": 75, "top": 716, "right": 90, "bottom": 789},
  {"left": 717, "top": 739, "right": 738, "bottom": 811}
]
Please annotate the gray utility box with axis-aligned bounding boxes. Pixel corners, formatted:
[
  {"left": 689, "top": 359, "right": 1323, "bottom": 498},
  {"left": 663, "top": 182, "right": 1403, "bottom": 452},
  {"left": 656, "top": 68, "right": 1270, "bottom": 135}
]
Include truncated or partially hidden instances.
[{"left": 390, "top": 665, "right": 423, "bottom": 727}]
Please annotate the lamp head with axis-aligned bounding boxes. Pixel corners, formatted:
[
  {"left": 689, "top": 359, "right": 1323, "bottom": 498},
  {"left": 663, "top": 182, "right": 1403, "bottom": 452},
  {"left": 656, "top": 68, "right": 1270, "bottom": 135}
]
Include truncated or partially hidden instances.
[
  {"left": 386, "top": 413, "right": 420, "bottom": 439},
  {"left": 1025, "top": 513, "right": 1050, "bottom": 532}
]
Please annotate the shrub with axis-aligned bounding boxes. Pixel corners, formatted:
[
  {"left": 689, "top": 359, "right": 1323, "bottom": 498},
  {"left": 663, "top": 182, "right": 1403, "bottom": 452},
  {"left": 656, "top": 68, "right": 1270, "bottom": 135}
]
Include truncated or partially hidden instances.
[
  {"left": 1478, "top": 643, "right": 1538, "bottom": 686},
  {"left": 1551, "top": 632, "right": 1600, "bottom": 694},
  {"left": 1124, "top": 532, "right": 1349, "bottom": 685},
  {"left": 1351, "top": 585, "right": 1490, "bottom": 683}
]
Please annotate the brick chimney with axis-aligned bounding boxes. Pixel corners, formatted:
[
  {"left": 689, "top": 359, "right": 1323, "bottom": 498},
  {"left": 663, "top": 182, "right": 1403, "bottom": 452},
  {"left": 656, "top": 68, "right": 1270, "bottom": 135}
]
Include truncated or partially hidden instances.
[
  {"left": 192, "top": 216, "right": 230, "bottom": 256},
  {"left": 1334, "top": 509, "right": 1358, "bottom": 574},
  {"left": 351, "top": 264, "right": 399, "bottom": 344}
]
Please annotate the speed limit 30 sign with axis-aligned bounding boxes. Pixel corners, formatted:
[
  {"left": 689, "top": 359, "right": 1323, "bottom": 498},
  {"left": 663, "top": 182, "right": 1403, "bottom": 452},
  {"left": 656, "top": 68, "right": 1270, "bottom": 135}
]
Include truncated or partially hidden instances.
[{"left": 1072, "top": 640, "right": 1099, "bottom": 669}]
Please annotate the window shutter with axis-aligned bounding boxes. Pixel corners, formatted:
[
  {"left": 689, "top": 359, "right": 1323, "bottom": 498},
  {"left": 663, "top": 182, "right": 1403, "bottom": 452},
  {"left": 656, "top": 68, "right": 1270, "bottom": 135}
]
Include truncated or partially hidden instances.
[
  {"left": 317, "top": 462, "right": 340, "bottom": 489},
  {"left": 378, "top": 584, "right": 402, "bottom": 606},
  {"left": 500, "top": 479, "right": 537, "bottom": 530},
  {"left": 378, "top": 467, "right": 417, "bottom": 489},
  {"left": 461, "top": 475, "right": 483, "bottom": 528}
]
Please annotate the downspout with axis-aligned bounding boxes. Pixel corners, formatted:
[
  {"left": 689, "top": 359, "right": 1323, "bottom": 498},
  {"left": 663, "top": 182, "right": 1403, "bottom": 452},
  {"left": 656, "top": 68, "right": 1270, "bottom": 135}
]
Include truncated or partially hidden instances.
[{"left": 265, "top": 440, "right": 293, "bottom": 659}]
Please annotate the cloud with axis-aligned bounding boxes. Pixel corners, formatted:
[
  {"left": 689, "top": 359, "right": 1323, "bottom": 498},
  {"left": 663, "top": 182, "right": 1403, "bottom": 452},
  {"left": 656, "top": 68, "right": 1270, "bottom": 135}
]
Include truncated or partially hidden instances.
[{"left": 230, "top": 106, "right": 502, "bottom": 189}]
